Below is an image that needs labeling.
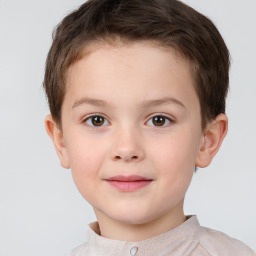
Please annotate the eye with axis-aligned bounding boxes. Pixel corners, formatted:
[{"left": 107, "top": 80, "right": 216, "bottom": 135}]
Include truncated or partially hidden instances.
[
  {"left": 146, "top": 115, "right": 172, "bottom": 127},
  {"left": 84, "top": 115, "right": 109, "bottom": 127}
]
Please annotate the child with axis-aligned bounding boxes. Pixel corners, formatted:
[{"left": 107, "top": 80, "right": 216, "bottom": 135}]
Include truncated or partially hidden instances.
[{"left": 43, "top": 0, "right": 255, "bottom": 255}]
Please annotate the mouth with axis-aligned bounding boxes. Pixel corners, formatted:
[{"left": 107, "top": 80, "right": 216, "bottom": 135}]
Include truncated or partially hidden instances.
[{"left": 104, "top": 175, "right": 153, "bottom": 192}]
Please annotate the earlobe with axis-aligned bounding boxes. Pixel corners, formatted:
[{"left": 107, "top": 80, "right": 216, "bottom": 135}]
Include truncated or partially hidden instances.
[
  {"left": 196, "top": 114, "right": 228, "bottom": 168},
  {"left": 44, "top": 114, "right": 70, "bottom": 169}
]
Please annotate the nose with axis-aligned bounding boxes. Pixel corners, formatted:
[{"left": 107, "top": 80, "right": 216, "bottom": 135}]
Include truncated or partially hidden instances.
[{"left": 110, "top": 127, "right": 145, "bottom": 162}]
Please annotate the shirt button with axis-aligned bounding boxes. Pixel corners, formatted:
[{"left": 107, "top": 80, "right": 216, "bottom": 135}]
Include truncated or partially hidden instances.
[{"left": 130, "top": 246, "right": 138, "bottom": 256}]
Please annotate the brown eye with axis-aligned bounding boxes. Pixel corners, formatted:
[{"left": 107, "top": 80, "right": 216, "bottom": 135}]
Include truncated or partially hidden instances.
[
  {"left": 85, "top": 115, "right": 108, "bottom": 127},
  {"left": 147, "top": 115, "right": 172, "bottom": 127},
  {"left": 153, "top": 116, "right": 165, "bottom": 126},
  {"left": 92, "top": 116, "right": 104, "bottom": 126}
]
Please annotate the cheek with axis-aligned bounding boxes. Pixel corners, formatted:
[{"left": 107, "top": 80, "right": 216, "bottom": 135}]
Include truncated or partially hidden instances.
[
  {"left": 154, "top": 139, "right": 195, "bottom": 203},
  {"left": 66, "top": 135, "right": 107, "bottom": 193},
  {"left": 148, "top": 131, "right": 198, "bottom": 187},
  {"left": 66, "top": 132, "right": 105, "bottom": 167},
  {"left": 150, "top": 132, "right": 197, "bottom": 168}
]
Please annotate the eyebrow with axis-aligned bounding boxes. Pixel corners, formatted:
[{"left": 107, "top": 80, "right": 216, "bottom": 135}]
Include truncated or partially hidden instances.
[
  {"left": 140, "top": 97, "right": 185, "bottom": 108},
  {"left": 73, "top": 98, "right": 107, "bottom": 108},
  {"left": 72, "top": 97, "right": 185, "bottom": 109}
]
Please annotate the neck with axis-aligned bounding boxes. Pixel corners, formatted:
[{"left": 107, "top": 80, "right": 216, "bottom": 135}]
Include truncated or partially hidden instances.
[{"left": 94, "top": 203, "right": 186, "bottom": 242}]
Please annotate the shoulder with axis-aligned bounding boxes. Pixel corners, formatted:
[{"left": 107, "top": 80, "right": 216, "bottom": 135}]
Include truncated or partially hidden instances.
[
  {"left": 64, "top": 242, "right": 89, "bottom": 256},
  {"left": 195, "top": 226, "right": 255, "bottom": 256}
]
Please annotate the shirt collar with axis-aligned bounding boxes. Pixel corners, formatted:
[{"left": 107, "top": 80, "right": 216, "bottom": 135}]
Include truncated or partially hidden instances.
[{"left": 87, "top": 215, "right": 200, "bottom": 256}]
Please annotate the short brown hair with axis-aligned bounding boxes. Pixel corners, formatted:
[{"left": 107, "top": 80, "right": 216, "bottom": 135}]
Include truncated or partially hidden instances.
[{"left": 43, "top": 0, "right": 230, "bottom": 129}]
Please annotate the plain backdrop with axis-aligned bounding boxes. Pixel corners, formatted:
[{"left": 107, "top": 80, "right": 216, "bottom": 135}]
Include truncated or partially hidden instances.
[{"left": 0, "top": 0, "right": 255, "bottom": 255}]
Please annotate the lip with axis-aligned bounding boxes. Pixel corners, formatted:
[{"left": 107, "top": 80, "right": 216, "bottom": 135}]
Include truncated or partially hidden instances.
[{"left": 105, "top": 175, "right": 153, "bottom": 192}]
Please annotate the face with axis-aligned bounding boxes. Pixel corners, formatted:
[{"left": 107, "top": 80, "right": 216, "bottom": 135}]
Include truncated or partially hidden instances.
[{"left": 58, "top": 42, "right": 205, "bottom": 226}]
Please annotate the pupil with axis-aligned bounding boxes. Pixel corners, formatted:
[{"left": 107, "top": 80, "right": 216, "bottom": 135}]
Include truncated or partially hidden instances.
[
  {"left": 153, "top": 116, "right": 165, "bottom": 126},
  {"left": 92, "top": 116, "right": 104, "bottom": 126}
]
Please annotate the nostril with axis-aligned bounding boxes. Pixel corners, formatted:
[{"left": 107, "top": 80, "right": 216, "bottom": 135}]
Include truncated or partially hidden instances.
[{"left": 114, "top": 155, "right": 138, "bottom": 161}]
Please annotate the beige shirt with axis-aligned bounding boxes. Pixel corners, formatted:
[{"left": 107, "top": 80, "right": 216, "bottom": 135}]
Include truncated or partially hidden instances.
[{"left": 66, "top": 216, "right": 255, "bottom": 256}]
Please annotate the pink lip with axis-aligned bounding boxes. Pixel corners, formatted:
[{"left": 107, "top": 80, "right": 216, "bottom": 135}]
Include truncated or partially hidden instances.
[{"left": 105, "top": 175, "right": 153, "bottom": 192}]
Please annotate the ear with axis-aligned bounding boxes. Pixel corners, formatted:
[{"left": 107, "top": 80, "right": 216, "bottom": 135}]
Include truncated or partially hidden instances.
[
  {"left": 44, "top": 114, "right": 70, "bottom": 169},
  {"left": 196, "top": 113, "right": 228, "bottom": 168}
]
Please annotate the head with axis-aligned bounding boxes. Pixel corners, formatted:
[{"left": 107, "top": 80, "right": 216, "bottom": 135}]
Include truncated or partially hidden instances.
[
  {"left": 44, "top": 0, "right": 230, "bottom": 130},
  {"left": 44, "top": 0, "right": 230, "bottom": 239}
]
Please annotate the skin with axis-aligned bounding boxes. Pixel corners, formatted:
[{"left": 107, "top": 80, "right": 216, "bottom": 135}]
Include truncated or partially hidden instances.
[{"left": 45, "top": 41, "right": 228, "bottom": 242}]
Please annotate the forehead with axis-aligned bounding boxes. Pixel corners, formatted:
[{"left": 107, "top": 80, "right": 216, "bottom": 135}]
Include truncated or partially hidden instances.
[
  {"left": 67, "top": 39, "right": 193, "bottom": 83},
  {"left": 64, "top": 41, "right": 199, "bottom": 112}
]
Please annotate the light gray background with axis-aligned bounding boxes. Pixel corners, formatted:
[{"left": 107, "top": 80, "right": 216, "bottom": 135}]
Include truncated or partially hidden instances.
[{"left": 0, "top": 0, "right": 255, "bottom": 255}]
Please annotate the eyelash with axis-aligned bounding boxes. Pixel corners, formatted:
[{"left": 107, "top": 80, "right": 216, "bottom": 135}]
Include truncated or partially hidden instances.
[{"left": 82, "top": 114, "right": 174, "bottom": 128}]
